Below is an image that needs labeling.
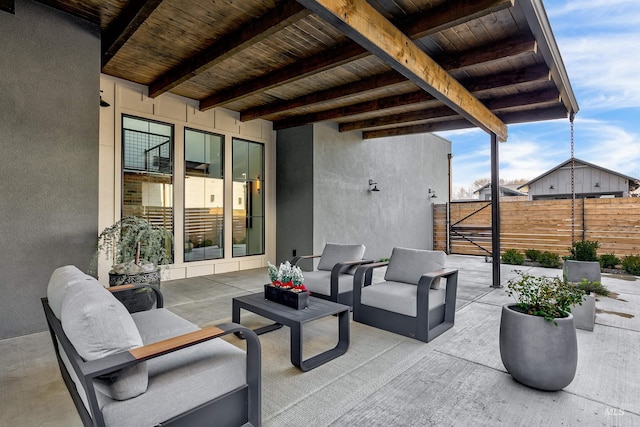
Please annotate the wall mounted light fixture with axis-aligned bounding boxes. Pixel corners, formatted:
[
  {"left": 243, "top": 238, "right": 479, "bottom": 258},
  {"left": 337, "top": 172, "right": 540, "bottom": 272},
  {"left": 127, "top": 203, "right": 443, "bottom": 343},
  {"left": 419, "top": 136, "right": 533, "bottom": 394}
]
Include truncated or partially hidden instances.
[
  {"left": 428, "top": 188, "right": 437, "bottom": 199},
  {"left": 549, "top": 185, "right": 555, "bottom": 190},
  {"left": 100, "top": 90, "right": 110, "bottom": 107},
  {"left": 368, "top": 179, "right": 380, "bottom": 192},
  {"left": 594, "top": 182, "right": 600, "bottom": 188}
]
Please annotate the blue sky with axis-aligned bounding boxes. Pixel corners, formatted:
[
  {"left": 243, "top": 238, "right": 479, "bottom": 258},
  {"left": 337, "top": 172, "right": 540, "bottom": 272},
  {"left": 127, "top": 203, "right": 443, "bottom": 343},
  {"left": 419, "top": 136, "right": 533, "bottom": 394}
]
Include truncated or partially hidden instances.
[{"left": 437, "top": 0, "right": 640, "bottom": 193}]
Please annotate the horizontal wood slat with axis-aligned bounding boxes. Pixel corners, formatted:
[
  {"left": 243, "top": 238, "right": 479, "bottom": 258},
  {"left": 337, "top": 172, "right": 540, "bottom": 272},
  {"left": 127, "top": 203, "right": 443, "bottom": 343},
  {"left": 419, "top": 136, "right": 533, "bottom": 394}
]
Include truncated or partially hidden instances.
[
  {"left": 435, "top": 198, "right": 640, "bottom": 257},
  {"left": 129, "top": 325, "right": 225, "bottom": 360}
]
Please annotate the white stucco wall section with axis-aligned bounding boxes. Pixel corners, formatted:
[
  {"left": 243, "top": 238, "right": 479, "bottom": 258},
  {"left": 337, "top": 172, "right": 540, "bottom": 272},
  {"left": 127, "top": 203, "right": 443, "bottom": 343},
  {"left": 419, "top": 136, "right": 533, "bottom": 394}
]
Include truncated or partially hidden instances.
[
  {"left": 312, "top": 122, "right": 451, "bottom": 261},
  {"left": 98, "top": 74, "right": 276, "bottom": 283}
]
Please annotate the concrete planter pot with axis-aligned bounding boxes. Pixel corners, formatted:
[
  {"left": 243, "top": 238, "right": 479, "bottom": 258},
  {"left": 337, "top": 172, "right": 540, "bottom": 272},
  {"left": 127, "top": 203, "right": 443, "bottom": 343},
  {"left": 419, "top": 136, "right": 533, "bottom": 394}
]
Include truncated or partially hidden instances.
[
  {"left": 571, "top": 293, "right": 596, "bottom": 331},
  {"left": 563, "top": 260, "right": 601, "bottom": 283},
  {"left": 499, "top": 304, "right": 577, "bottom": 391}
]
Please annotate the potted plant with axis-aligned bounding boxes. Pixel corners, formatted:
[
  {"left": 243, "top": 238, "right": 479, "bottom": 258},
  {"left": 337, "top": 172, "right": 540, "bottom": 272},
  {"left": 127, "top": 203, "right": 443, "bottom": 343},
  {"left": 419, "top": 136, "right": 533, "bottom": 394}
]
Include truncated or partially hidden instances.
[
  {"left": 563, "top": 240, "right": 601, "bottom": 283},
  {"left": 266, "top": 261, "right": 309, "bottom": 309},
  {"left": 90, "top": 216, "right": 173, "bottom": 312},
  {"left": 499, "top": 271, "right": 584, "bottom": 391}
]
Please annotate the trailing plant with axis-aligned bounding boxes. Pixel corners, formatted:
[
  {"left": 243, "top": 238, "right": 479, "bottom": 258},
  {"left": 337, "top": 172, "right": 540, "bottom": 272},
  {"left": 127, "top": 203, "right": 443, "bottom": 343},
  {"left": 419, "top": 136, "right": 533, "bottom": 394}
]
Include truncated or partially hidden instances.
[
  {"left": 537, "top": 251, "right": 561, "bottom": 268},
  {"left": 622, "top": 255, "right": 640, "bottom": 276},
  {"left": 524, "top": 249, "right": 541, "bottom": 262},
  {"left": 571, "top": 278, "right": 610, "bottom": 296},
  {"left": 567, "top": 240, "right": 599, "bottom": 262},
  {"left": 501, "top": 249, "right": 525, "bottom": 265},
  {"left": 89, "top": 216, "right": 174, "bottom": 276},
  {"left": 599, "top": 254, "right": 621, "bottom": 269},
  {"left": 506, "top": 271, "right": 584, "bottom": 324}
]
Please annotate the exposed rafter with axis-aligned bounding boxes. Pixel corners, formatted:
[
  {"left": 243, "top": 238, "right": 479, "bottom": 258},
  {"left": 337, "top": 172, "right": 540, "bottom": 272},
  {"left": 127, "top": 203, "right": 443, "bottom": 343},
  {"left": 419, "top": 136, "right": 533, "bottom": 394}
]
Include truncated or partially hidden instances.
[
  {"left": 101, "top": 0, "right": 163, "bottom": 68},
  {"left": 362, "top": 105, "right": 568, "bottom": 140},
  {"left": 273, "top": 64, "right": 550, "bottom": 130},
  {"left": 294, "top": 0, "right": 507, "bottom": 140},
  {"left": 240, "top": 34, "right": 536, "bottom": 122},
  {"left": 200, "top": 0, "right": 514, "bottom": 111},
  {"left": 148, "top": 0, "right": 310, "bottom": 98}
]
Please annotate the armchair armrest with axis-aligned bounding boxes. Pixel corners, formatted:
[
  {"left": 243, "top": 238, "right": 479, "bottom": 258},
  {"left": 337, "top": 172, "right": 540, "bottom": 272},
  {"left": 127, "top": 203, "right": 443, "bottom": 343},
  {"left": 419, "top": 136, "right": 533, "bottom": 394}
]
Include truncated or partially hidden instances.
[
  {"left": 291, "top": 254, "right": 321, "bottom": 266},
  {"left": 330, "top": 259, "right": 374, "bottom": 297},
  {"left": 416, "top": 268, "right": 458, "bottom": 323},
  {"left": 352, "top": 261, "right": 390, "bottom": 307},
  {"left": 108, "top": 283, "right": 164, "bottom": 308}
]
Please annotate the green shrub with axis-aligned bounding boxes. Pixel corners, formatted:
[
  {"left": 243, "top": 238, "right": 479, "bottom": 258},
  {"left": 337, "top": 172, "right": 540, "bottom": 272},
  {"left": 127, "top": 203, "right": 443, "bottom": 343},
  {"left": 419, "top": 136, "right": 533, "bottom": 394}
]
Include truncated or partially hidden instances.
[
  {"left": 537, "top": 251, "right": 561, "bottom": 268},
  {"left": 622, "top": 255, "right": 640, "bottom": 275},
  {"left": 568, "top": 240, "right": 599, "bottom": 262},
  {"left": 571, "top": 278, "right": 610, "bottom": 296},
  {"left": 502, "top": 249, "right": 525, "bottom": 265},
  {"left": 599, "top": 253, "right": 621, "bottom": 269},
  {"left": 524, "top": 249, "right": 542, "bottom": 262}
]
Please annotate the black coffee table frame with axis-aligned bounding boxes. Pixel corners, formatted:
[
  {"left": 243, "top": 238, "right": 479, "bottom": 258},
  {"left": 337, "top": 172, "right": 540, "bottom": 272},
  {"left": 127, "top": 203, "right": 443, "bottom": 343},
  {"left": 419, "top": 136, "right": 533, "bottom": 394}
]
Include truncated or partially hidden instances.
[{"left": 232, "top": 292, "right": 350, "bottom": 371}]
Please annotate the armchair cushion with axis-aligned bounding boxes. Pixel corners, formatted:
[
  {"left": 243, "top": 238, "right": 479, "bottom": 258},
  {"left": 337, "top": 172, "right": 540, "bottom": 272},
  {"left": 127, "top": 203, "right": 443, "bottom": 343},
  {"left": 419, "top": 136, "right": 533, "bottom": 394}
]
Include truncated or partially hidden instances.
[
  {"left": 317, "top": 243, "right": 366, "bottom": 275},
  {"left": 303, "top": 270, "right": 355, "bottom": 296},
  {"left": 384, "top": 248, "right": 445, "bottom": 287},
  {"left": 61, "top": 283, "right": 147, "bottom": 401},
  {"left": 47, "top": 265, "right": 99, "bottom": 319},
  {"left": 360, "top": 281, "right": 446, "bottom": 317}
]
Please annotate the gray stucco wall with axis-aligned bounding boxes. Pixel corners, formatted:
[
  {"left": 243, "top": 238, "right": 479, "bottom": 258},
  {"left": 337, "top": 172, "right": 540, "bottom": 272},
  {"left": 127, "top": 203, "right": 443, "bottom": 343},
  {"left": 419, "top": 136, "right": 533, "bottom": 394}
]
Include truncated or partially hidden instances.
[
  {"left": 312, "top": 123, "right": 451, "bottom": 262},
  {"left": 0, "top": 0, "right": 100, "bottom": 338},
  {"left": 275, "top": 125, "right": 314, "bottom": 268}
]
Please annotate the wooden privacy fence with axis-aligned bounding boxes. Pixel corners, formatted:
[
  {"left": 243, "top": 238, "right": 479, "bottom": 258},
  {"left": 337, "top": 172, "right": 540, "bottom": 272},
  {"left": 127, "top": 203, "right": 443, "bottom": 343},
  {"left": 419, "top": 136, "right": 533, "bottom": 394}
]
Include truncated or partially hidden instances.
[{"left": 434, "top": 198, "right": 640, "bottom": 258}]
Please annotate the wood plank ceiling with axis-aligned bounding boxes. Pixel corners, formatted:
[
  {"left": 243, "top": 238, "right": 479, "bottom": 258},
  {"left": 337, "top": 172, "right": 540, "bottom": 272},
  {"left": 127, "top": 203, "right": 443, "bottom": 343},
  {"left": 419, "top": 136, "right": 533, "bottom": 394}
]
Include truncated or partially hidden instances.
[{"left": 37, "top": 0, "right": 578, "bottom": 140}]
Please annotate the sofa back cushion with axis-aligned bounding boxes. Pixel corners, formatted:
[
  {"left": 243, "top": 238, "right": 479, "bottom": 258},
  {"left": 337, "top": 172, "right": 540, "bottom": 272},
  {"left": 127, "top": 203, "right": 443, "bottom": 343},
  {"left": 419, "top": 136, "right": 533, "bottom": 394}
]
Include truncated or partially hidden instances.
[
  {"left": 317, "top": 243, "right": 366, "bottom": 275},
  {"left": 384, "top": 248, "right": 445, "bottom": 286},
  {"left": 47, "top": 265, "right": 99, "bottom": 319},
  {"left": 61, "top": 281, "right": 148, "bottom": 400}
]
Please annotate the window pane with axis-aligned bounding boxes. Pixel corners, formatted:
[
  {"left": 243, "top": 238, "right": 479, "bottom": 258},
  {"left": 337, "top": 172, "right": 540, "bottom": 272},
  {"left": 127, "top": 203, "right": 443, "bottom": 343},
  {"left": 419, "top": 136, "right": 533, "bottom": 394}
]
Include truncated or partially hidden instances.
[
  {"left": 232, "top": 139, "right": 264, "bottom": 257},
  {"left": 122, "top": 116, "right": 174, "bottom": 262},
  {"left": 185, "top": 128, "right": 224, "bottom": 261}
]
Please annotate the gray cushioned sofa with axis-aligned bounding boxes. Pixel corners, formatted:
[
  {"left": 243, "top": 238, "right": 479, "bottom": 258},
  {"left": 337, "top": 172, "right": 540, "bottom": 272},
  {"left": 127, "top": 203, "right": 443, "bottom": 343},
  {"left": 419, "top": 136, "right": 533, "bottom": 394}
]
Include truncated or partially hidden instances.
[{"left": 42, "top": 266, "right": 261, "bottom": 427}]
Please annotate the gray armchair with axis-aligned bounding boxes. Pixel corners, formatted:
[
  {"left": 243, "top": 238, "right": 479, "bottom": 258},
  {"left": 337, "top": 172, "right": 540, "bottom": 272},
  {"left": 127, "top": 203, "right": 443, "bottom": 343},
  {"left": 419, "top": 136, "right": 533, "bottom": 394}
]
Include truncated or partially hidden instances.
[
  {"left": 352, "top": 247, "right": 458, "bottom": 342},
  {"left": 292, "top": 243, "right": 371, "bottom": 306}
]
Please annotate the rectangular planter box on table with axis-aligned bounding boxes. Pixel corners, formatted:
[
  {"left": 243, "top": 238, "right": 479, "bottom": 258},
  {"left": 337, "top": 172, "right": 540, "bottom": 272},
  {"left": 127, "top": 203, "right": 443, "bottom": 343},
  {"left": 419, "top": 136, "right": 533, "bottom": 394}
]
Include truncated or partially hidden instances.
[{"left": 264, "top": 284, "right": 309, "bottom": 309}]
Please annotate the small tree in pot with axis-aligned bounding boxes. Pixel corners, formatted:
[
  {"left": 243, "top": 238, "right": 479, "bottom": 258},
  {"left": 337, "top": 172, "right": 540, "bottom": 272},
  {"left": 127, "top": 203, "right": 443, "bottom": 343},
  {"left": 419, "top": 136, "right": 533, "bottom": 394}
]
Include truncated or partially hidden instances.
[
  {"left": 90, "top": 216, "right": 173, "bottom": 311},
  {"left": 563, "top": 240, "right": 601, "bottom": 283},
  {"left": 500, "top": 271, "right": 584, "bottom": 391}
]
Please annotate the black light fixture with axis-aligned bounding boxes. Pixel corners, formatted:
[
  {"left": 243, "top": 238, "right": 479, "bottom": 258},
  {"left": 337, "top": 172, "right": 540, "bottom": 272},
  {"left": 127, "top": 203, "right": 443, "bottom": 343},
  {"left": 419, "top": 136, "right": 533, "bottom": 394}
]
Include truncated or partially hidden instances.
[
  {"left": 368, "top": 179, "right": 380, "bottom": 192},
  {"left": 100, "top": 90, "right": 110, "bottom": 107},
  {"left": 549, "top": 185, "right": 555, "bottom": 190},
  {"left": 594, "top": 182, "right": 600, "bottom": 188},
  {"left": 428, "top": 188, "right": 437, "bottom": 199}
]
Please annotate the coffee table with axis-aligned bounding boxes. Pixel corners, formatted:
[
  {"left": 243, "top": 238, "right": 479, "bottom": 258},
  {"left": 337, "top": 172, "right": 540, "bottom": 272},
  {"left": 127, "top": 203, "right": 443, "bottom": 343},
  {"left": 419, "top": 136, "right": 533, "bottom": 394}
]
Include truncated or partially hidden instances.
[{"left": 232, "top": 292, "right": 350, "bottom": 371}]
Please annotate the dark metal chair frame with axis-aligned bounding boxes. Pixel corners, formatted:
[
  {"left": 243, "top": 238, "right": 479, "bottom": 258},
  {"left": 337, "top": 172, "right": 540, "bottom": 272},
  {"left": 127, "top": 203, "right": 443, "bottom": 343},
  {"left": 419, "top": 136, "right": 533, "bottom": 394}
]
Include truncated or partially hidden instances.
[
  {"left": 42, "top": 283, "right": 261, "bottom": 427},
  {"left": 352, "top": 262, "right": 459, "bottom": 342},
  {"left": 292, "top": 255, "right": 372, "bottom": 306}
]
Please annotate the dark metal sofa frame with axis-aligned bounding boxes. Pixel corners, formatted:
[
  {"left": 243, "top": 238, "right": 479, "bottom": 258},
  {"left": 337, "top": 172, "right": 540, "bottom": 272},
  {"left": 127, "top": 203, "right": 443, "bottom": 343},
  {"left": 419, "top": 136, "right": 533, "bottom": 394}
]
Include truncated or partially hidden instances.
[
  {"left": 42, "top": 283, "right": 261, "bottom": 427},
  {"left": 352, "top": 262, "right": 459, "bottom": 342},
  {"left": 292, "top": 255, "right": 372, "bottom": 306}
]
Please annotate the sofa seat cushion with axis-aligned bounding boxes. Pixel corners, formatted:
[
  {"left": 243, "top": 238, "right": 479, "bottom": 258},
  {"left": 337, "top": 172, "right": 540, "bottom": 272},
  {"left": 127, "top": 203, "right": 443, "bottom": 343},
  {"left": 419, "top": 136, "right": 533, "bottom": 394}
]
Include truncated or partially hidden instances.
[
  {"left": 47, "top": 265, "right": 100, "bottom": 319},
  {"left": 100, "top": 309, "right": 247, "bottom": 427},
  {"left": 361, "top": 281, "right": 446, "bottom": 317},
  {"left": 384, "top": 248, "right": 445, "bottom": 288},
  {"left": 303, "top": 270, "right": 354, "bottom": 296},
  {"left": 317, "top": 243, "right": 366, "bottom": 275},
  {"left": 61, "top": 281, "right": 147, "bottom": 401}
]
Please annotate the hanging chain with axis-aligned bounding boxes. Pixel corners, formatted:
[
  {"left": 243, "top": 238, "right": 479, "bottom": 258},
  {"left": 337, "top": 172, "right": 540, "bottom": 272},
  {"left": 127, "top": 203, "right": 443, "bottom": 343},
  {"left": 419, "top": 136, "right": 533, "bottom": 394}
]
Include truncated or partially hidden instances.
[{"left": 570, "top": 112, "right": 575, "bottom": 245}]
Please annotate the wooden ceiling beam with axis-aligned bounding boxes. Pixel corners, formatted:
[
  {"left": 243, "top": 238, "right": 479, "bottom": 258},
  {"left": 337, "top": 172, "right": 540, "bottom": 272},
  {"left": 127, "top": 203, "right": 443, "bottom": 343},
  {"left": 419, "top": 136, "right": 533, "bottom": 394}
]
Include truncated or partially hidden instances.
[
  {"left": 297, "top": 0, "right": 507, "bottom": 140},
  {"left": 361, "top": 105, "right": 568, "bottom": 140},
  {"left": 240, "top": 34, "right": 536, "bottom": 122},
  {"left": 101, "top": 0, "right": 163, "bottom": 68},
  {"left": 200, "top": 0, "right": 513, "bottom": 111},
  {"left": 274, "top": 64, "right": 550, "bottom": 130},
  {"left": 148, "top": 0, "right": 310, "bottom": 98},
  {"left": 340, "top": 89, "right": 559, "bottom": 132}
]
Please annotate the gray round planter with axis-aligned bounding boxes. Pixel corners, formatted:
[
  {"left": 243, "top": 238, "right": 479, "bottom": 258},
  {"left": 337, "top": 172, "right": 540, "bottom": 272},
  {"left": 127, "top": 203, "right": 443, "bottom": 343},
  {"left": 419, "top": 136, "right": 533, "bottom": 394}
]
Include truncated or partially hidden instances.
[{"left": 499, "top": 304, "right": 577, "bottom": 391}]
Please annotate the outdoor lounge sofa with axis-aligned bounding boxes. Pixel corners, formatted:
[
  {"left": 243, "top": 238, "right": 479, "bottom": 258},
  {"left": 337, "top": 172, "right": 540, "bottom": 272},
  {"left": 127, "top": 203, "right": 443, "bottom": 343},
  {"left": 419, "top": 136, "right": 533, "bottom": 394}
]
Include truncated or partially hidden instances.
[
  {"left": 292, "top": 243, "right": 372, "bottom": 306},
  {"left": 42, "top": 266, "right": 261, "bottom": 427},
  {"left": 352, "top": 247, "right": 458, "bottom": 342}
]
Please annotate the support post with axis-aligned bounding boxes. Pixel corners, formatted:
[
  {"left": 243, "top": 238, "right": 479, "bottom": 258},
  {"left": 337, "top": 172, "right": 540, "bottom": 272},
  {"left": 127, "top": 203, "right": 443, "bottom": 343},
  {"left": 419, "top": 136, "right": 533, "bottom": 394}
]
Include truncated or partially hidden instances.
[{"left": 490, "top": 133, "right": 502, "bottom": 288}]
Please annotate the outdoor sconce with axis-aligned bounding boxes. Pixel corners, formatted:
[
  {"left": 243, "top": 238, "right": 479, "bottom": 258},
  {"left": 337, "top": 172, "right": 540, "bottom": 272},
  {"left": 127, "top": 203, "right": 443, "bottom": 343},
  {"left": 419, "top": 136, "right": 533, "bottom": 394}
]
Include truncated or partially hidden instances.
[
  {"left": 594, "top": 182, "right": 600, "bottom": 188},
  {"left": 549, "top": 185, "right": 555, "bottom": 190},
  {"left": 428, "top": 188, "right": 437, "bottom": 199},
  {"left": 100, "top": 90, "right": 110, "bottom": 107},
  {"left": 368, "top": 179, "right": 380, "bottom": 192}
]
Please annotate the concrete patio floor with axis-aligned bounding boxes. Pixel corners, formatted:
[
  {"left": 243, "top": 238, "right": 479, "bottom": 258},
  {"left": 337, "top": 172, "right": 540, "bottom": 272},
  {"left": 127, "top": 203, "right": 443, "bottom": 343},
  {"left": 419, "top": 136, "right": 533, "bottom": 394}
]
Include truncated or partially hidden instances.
[{"left": 1, "top": 255, "right": 638, "bottom": 426}]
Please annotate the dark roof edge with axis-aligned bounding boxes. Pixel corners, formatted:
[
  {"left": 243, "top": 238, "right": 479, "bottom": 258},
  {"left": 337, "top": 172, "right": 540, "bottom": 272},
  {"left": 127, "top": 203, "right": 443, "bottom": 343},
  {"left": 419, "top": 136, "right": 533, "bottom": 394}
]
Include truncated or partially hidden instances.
[{"left": 518, "top": 158, "right": 640, "bottom": 188}]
